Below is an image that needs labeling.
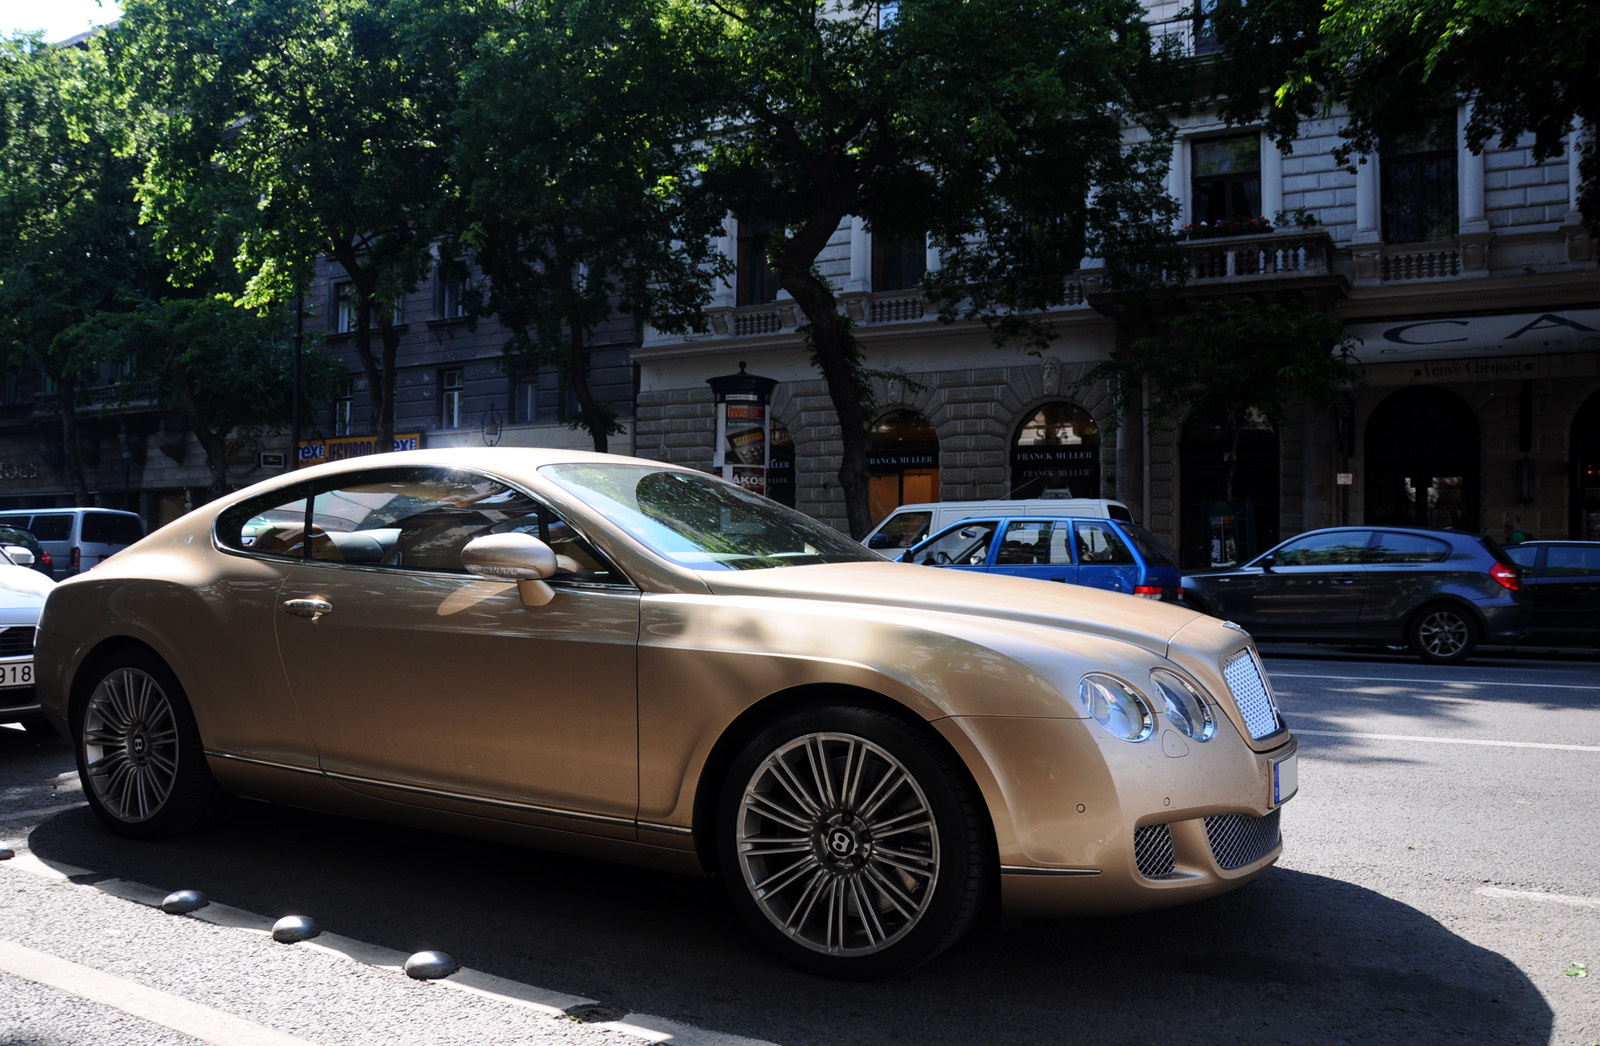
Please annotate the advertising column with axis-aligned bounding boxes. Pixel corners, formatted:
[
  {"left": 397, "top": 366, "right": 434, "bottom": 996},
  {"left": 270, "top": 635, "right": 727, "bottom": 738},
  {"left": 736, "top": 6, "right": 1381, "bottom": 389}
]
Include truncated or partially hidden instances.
[{"left": 706, "top": 362, "right": 779, "bottom": 496}]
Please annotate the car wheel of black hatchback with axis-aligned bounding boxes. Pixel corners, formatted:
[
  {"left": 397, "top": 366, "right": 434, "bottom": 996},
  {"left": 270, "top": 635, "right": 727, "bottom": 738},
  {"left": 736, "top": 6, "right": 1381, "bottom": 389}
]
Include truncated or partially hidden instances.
[
  {"left": 716, "top": 704, "right": 989, "bottom": 979},
  {"left": 74, "top": 650, "right": 229, "bottom": 838},
  {"left": 1408, "top": 604, "right": 1477, "bottom": 664}
]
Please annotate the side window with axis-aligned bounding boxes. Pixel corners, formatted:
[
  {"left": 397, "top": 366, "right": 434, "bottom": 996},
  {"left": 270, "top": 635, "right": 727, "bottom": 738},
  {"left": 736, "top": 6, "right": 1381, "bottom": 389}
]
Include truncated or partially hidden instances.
[
  {"left": 1273, "top": 531, "right": 1370, "bottom": 566},
  {"left": 28, "top": 514, "right": 71, "bottom": 541},
  {"left": 1503, "top": 545, "right": 1538, "bottom": 570},
  {"left": 82, "top": 513, "right": 144, "bottom": 544},
  {"left": 912, "top": 521, "right": 997, "bottom": 566},
  {"left": 1366, "top": 532, "right": 1451, "bottom": 564},
  {"left": 997, "top": 521, "right": 1049, "bottom": 565},
  {"left": 217, "top": 491, "right": 312, "bottom": 556},
  {"left": 1546, "top": 545, "right": 1600, "bottom": 576},
  {"left": 1074, "top": 521, "right": 1135, "bottom": 565}
]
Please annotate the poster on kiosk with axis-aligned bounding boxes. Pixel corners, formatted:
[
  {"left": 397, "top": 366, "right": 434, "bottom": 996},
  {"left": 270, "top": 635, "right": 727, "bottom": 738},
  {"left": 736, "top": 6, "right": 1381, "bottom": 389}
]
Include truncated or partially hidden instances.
[{"left": 707, "top": 362, "right": 779, "bottom": 497}]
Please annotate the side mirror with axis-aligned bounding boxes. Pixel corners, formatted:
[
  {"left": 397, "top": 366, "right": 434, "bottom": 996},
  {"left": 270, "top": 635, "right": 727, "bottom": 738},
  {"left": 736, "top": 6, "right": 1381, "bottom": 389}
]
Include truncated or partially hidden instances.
[
  {"left": 461, "top": 533, "right": 558, "bottom": 607},
  {"left": 2, "top": 544, "right": 34, "bottom": 568},
  {"left": 1257, "top": 555, "right": 1275, "bottom": 572}
]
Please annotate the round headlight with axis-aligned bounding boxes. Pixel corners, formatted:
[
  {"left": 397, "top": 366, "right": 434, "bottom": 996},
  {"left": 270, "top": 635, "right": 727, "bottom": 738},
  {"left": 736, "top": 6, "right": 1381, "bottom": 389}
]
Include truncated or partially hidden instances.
[
  {"left": 1151, "top": 670, "right": 1216, "bottom": 741},
  {"left": 1078, "top": 675, "right": 1155, "bottom": 742}
]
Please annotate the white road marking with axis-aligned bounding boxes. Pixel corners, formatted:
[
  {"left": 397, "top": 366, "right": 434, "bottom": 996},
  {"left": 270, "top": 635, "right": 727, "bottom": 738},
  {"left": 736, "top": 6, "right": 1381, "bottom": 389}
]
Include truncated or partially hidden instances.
[
  {"left": 1270, "top": 672, "right": 1600, "bottom": 691},
  {"left": 0, "top": 938, "right": 320, "bottom": 1046},
  {"left": 1, "top": 849, "right": 781, "bottom": 1046},
  {"left": 1476, "top": 886, "right": 1600, "bottom": 910},
  {"left": 1291, "top": 729, "right": 1600, "bottom": 752}
]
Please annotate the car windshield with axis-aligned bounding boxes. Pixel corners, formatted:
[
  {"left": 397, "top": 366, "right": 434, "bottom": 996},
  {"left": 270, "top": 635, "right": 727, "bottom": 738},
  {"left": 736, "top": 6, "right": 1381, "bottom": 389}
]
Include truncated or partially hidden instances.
[{"left": 541, "top": 463, "right": 874, "bottom": 570}]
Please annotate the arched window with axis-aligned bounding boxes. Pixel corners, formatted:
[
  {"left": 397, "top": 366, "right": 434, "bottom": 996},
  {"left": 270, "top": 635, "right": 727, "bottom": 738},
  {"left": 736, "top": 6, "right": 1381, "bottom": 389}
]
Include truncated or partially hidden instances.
[
  {"left": 1365, "top": 387, "right": 1480, "bottom": 530},
  {"left": 1010, "top": 403, "right": 1100, "bottom": 499},
  {"left": 868, "top": 409, "right": 939, "bottom": 525}
]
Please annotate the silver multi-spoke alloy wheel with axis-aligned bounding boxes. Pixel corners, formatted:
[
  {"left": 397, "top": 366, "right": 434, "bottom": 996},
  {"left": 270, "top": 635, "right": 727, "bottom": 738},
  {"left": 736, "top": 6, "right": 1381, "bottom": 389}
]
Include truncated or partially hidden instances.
[
  {"left": 82, "top": 667, "right": 181, "bottom": 823},
  {"left": 1412, "top": 606, "right": 1473, "bottom": 663},
  {"left": 734, "top": 731, "right": 941, "bottom": 957}
]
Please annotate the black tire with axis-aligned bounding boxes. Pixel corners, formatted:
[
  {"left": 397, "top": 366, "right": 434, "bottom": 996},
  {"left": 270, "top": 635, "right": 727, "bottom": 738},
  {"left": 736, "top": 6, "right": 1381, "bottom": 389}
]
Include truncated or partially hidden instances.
[
  {"left": 715, "top": 704, "right": 988, "bottom": 979},
  {"left": 1408, "top": 603, "right": 1478, "bottom": 664},
  {"left": 73, "top": 650, "right": 229, "bottom": 839}
]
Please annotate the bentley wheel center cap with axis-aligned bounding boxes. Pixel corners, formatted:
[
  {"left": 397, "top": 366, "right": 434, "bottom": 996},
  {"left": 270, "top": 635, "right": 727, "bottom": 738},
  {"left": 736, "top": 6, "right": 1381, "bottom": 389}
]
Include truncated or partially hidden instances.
[
  {"left": 130, "top": 731, "right": 148, "bottom": 761},
  {"left": 817, "top": 816, "right": 870, "bottom": 869}
]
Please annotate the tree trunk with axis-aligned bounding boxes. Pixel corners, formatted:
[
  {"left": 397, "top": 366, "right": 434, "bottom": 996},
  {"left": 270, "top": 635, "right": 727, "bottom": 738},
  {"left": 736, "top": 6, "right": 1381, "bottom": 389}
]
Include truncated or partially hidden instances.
[
  {"left": 782, "top": 264, "right": 873, "bottom": 538},
  {"left": 173, "top": 375, "right": 229, "bottom": 494},
  {"left": 56, "top": 375, "right": 91, "bottom": 504},
  {"left": 560, "top": 259, "right": 608, "bottom": 453},
  {"left": 331, "top": 242, "right": 396, "bottom": 450}
]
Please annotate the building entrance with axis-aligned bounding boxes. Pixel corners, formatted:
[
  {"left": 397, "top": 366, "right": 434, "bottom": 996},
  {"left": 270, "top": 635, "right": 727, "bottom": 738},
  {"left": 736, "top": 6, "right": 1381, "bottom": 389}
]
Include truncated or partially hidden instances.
[
  {"left": 1365, "top": 387, "right": 1480, "bottom": 530},
  {"left": 1571, "top": 392, "right": 1600, "bottom": 540}
]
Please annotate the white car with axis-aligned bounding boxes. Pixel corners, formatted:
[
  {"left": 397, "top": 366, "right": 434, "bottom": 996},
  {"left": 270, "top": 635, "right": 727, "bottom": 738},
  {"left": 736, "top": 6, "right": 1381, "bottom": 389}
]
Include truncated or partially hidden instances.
[{"left": 1, "top": 542, "right": 56, "bottom": 735}]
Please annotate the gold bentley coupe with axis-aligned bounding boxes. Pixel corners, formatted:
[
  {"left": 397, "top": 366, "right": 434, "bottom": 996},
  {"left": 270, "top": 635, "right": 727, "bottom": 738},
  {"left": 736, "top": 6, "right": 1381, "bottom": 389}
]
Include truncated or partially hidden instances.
[{"left": 34, "top": 449, "right": 1297, "bottom": 977}]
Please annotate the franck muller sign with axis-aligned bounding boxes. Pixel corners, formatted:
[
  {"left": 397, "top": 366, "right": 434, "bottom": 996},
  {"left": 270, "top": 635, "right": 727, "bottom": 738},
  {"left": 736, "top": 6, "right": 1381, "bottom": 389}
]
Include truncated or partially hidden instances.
[{"left": 1346, "top": 310, "right": 1600, "bottom": 365}]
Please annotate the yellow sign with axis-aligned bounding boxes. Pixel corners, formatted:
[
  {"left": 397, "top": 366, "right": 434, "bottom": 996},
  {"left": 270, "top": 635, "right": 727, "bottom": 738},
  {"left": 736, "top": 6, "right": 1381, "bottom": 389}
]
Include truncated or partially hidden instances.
[{"left": 298, "top": 433, "right": 422, "bottom": 466}]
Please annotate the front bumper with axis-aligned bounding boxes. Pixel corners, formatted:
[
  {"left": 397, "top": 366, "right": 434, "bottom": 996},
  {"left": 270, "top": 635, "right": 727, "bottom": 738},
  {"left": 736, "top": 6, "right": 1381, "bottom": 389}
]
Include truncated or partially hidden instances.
[{"left": 935, "top": 714, "right": 1295, "bottom": 917}]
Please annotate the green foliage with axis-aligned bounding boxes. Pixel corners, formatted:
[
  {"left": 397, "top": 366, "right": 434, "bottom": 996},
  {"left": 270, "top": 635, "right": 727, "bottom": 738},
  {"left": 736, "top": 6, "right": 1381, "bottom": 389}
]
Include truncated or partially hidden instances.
[
  {"left": 1208, "top": 0, "right": 1600, "bottom": 236},
  {"left": 113, "top": 0, "right": 486, "bottom": 445},
  {"left": 698, "top": 0, "right": 1187, "bottom": 535},
  {"left": 451, "top": 0, "right": 731, "bottom": 450},
  {"left": 1085, "top": 297, "right": 1359, "bottom": 434}
]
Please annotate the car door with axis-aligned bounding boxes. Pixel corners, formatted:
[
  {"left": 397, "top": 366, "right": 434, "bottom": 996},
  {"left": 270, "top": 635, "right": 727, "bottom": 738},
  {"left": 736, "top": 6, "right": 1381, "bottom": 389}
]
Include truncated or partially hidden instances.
[
  {"left": 1360, "top": 531, "right": 1457, "bottom": 634},
  {"left": 1205, "top": 530, "right": 1373, "bottom": 634},
  {"left": 1520, "top": 544, "right": 1600, "bottom": 643},
  {"left": 1071, "top": 520, "right": 1140, "bottom": 595},
  {"left": 989, "top": 519, "right": 1079, "bottom": 584},
  {"left": 272, "top": 464, "right": 641, "bottom": 837}
]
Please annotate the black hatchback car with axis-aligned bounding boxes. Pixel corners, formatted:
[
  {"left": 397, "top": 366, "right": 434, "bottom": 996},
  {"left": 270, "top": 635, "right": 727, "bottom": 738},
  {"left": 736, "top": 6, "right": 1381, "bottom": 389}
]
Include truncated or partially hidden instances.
[{"left": 1181, "top": 526, "right": 1528, "bottom": 664}]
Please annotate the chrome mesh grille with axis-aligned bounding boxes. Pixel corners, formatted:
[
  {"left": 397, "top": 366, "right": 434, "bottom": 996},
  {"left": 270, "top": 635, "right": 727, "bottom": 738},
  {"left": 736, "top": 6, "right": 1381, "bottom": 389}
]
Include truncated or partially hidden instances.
[
  {"left": 1204, "top": 809, "right": 1282, "bottom": 870},
  {"left": 1222, "top": 648, "right": 1280, "bottom": 740},
  {"left": 1133, "top": 823, "right": 1177, "bottom": 879},
  {"left": 0, "top": 626, "right": 34, "bottom": 658}
]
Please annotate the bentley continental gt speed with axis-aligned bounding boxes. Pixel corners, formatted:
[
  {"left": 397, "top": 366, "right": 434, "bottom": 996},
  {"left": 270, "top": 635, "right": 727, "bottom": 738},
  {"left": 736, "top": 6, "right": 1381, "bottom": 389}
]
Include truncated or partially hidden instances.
[{"left": 33, "top": 449, "right": 1296, "bottom": 978}]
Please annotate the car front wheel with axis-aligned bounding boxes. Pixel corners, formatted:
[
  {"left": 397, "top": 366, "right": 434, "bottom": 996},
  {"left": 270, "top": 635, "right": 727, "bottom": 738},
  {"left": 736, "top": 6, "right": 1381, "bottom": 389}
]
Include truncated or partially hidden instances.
[
  {"left": 1408, "top": 604, "right": 1477, "bottom": 664},
  {"left": 74, "top": 650, "right": 228, "bottom": 838},
  {"left": 716, "top": 704, "right": 988, "bottom": 979}
]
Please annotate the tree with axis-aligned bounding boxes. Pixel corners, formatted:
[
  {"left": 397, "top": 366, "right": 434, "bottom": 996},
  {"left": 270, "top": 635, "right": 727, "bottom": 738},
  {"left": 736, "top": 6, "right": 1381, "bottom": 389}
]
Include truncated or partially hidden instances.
[
  {"left": 1207, "top": 0, "right": 1600, "bottom": 236},
  {"left": 114, "top": 0, "right": 485, "bottom": 450},
  {"left": 67, "top": 297, "right": 339, "bottom": 494},
  {"left": 449, "top": 0, "right": 731, "bottom": 451},
  {"left": 0, "top": 31, "right": 161, "bottom": 503},
  {"left": 698, "top": 0, "right": 1184, "bottom": 537},
  {"left": 1079, "top": 297, "right": 1358, "bottom": 500}
]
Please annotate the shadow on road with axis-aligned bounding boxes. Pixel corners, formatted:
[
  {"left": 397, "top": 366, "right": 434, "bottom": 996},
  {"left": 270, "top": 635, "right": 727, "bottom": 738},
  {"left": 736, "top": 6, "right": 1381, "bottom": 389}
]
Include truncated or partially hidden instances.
[{"left": 24, "top": 798, "right": 1552, "bottom": 1046}]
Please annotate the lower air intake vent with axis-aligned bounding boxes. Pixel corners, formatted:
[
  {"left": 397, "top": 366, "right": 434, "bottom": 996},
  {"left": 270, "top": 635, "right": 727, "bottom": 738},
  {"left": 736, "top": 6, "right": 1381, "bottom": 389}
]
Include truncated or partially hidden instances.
[
  {"left": 1204, "top": 809, "right": 1282, "bottom": 870},
  {"left": 1133, "top": 823, "right": 1177, "bottom": 879}
]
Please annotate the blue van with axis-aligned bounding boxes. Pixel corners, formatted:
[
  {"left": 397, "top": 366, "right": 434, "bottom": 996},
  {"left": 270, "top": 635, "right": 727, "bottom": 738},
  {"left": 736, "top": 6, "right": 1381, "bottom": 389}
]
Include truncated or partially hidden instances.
[{"left": 897, "top": 515, "right": 1182, "bottom": 601}]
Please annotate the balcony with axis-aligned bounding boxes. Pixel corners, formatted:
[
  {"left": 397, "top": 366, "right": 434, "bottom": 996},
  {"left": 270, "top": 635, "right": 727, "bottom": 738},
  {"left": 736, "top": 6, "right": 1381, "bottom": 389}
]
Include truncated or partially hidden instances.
[{"left": 1108, "top": 228, "right": 1342, "bottom": 289}]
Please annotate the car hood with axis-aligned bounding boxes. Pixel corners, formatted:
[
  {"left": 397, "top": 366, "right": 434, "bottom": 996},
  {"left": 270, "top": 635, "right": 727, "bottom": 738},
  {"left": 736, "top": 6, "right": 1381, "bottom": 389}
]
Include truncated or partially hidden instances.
[
  {"left": 0, "top": 563, "right": 54, "bottom": 619},
  {"left": 700, "top": 561, "right": 1201, "bottom": 657}
]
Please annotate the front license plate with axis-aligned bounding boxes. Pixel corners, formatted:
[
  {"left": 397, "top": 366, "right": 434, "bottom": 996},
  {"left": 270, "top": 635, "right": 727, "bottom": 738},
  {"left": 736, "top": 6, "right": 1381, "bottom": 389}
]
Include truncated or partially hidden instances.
[
  {"left": 0, "top": 660, "right": 33, "bottom": 689},
  {"left": 1272, "top": 753, "right": 1299, "bottom": 805}
]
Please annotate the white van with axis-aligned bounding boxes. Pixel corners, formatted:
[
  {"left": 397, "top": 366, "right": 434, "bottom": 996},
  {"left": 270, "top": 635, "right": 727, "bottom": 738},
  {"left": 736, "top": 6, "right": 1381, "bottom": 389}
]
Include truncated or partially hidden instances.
[
  {"left": 0, "top": 508, "right": 145, "bottom": 581},
  {"left": 864, "top": 497, "right": 1134, "bottom": 556}
]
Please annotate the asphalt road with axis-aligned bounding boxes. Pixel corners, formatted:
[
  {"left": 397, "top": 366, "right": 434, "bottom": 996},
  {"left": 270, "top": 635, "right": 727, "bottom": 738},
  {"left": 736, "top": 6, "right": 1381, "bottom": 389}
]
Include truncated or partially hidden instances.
[{"left": 2, "top": 647, "right": 1596, "bottom": 1046}]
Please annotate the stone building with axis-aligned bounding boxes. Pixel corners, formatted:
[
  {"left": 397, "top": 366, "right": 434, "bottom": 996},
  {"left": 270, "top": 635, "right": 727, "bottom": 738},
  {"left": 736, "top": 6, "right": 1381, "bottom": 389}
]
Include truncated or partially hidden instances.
[{"left": 633, "top": 8, "right": 1599, "bottom": 564}]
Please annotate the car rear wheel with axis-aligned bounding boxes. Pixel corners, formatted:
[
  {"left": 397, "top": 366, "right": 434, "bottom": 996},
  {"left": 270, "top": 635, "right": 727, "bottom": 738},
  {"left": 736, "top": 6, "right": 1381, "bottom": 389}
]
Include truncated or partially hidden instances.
[
  {"left": 74, "top": 651, "right": 228, "bottom": 838},
  {"left": 716, "top": 705, "right": 988, "bottom": 979},
  {"left": 1408, "top": 604, "right": 1477, "bottom": 664}
]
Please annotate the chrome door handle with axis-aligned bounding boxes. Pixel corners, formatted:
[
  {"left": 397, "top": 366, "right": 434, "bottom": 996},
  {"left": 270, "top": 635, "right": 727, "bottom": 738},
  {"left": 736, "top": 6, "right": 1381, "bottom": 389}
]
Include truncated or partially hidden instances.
[{"left": 283, "top": 597, "right": 333, "bottom": 620}]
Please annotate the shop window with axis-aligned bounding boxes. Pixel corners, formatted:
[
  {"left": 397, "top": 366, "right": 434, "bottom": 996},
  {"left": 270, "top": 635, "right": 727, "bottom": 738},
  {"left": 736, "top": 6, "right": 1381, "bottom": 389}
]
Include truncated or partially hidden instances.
[
  {"left": 1365, "top": 387, "right": 1479, "bottom": 530},
  {"left": 868, "top": 409, "right": 940, "bottom": 525},
  {"left": 1010, "top": 402, "right": 1100, "bottom": 499}
]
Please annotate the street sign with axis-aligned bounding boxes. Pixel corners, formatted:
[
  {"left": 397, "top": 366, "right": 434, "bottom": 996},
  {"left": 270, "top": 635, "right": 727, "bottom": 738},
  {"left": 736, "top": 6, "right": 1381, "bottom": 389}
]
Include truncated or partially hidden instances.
[{"left": 1336, "top": 472, "right": 1354, "bottom": 486}]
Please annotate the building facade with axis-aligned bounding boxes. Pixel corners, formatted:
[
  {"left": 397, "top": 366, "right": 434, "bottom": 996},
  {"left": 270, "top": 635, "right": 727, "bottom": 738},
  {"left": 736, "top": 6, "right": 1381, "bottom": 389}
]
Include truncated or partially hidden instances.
[{"left": 633, "top": 11, "right": 1599, "bottom": 564}]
